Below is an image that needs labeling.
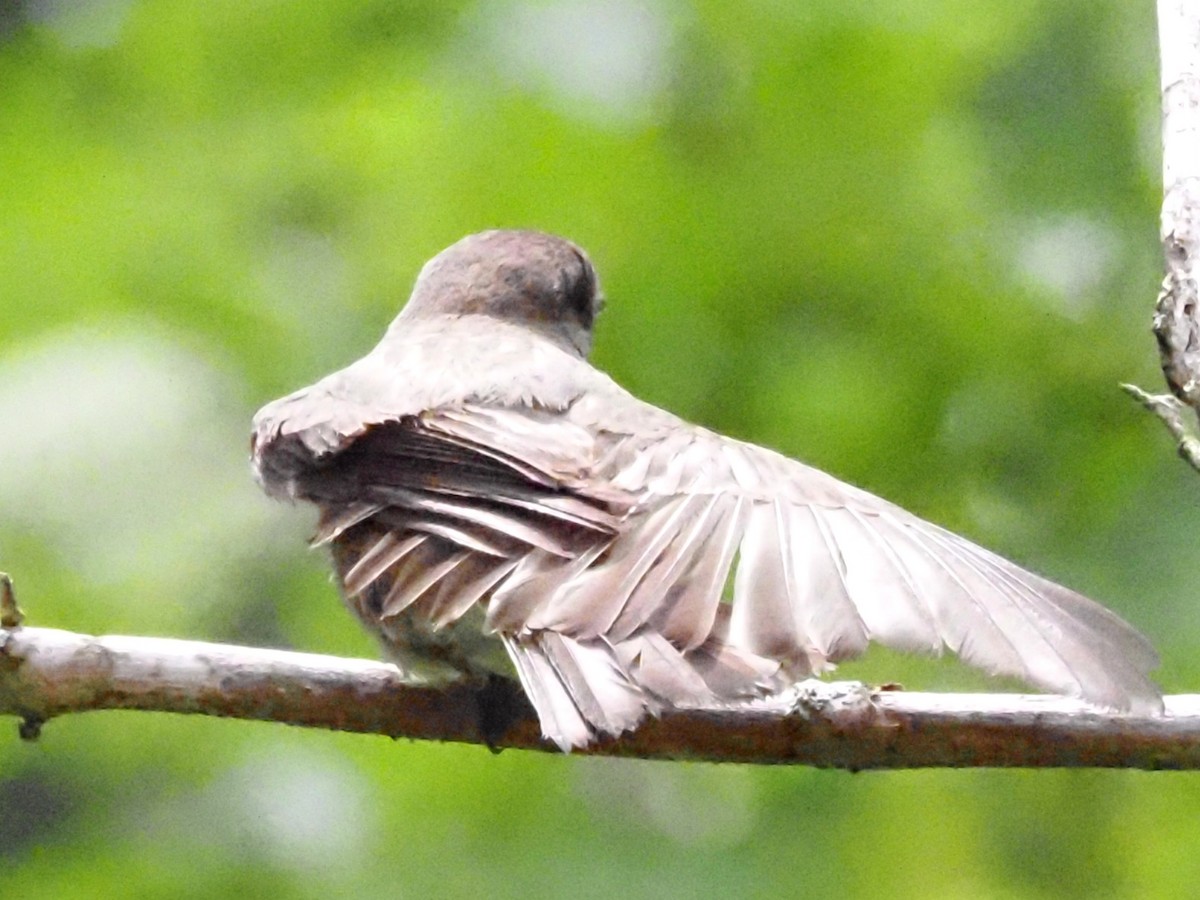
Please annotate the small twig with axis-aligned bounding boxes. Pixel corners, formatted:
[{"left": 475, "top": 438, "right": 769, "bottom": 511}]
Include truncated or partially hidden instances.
[
  {"left": 1122, "top": 383, "right": 1200, "bottom": 471},
  {"left": 0, "top": 625, "right": 1197, "bottom": 768},
  {"left": 0, "top": 573, "right": 23, "bottom": 629}
]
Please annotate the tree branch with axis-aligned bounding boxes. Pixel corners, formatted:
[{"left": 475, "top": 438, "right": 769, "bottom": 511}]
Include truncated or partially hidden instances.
[
  {"left": 1, "top": 625, "right": 1197, "bottom": 768},
  {"left": 1130, "top": 1, "right": 1200, "bottom": 468}
]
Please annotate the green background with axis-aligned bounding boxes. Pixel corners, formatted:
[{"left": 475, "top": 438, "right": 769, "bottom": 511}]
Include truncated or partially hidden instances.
[{"left": 2, "top": 1, "right": 1198, "bottom": 896}]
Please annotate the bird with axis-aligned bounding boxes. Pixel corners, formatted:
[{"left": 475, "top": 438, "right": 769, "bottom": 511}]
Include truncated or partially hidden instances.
[{"left": 251, "top": 228, "right": 1162, "bottom": 750}]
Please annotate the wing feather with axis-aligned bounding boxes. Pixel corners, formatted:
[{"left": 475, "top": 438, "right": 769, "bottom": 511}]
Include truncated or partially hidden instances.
[
  {"left": 650, "top": 494, "right": 750, "bottom": 649},
  {"left": 524, "top": 495, "right": 707, "bottom": 637},
  {"left": 485, "top": 544, "right": 610, "bottom": 633},
  {"left": 786, "top": 504, "right": 869, "bottom": 661},
  {"left": 342, "top": 532, "right": 426, "bottom": 597},
  {"left": 828, "top": 507, "right": 942, "bottom": 652},
  {"left": 614, "top": 630, "right": 712, "bottom": 704},
  {"left": 502, "top": 636, "right": 593, "bottom": 751},
  {"left": 424, "top": 557, "right": 521, "bottom": 629},
  {"left": 377, "top": 549, "right": 471, "bottom": 618},
  {"left": 524, "top": 632, "right": 649, "bottom": 737},
  {"left": 729, "top": 500, "right": 817, "bottom": 672},
  {"left": 606, "top": 493, "right": 727, "bottom": 642},
  {"left": 312, "top": 502, "right": 381, "bottom": 546}
]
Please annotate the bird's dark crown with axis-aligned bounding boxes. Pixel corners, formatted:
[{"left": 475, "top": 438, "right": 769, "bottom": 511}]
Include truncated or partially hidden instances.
[{"left": 398, "top": 229, "right": 603, "bottom": 357}]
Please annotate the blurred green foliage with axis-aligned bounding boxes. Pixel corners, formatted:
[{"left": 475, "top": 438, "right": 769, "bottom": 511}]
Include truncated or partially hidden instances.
[{"left": 1, "top": 1, "right": 1197, "bottom": 897}]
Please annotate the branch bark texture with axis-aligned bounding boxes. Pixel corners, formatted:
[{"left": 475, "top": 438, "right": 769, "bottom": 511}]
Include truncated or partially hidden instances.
[
  {"left": 1137, "top": 2, "right": 1200, "bottom": 464},
  {"left": 2, "top": 626, "right": 1197, "bottom": 769},
  {"left": 1156, "top": 1, "right": 1200, "bottom": 402}
]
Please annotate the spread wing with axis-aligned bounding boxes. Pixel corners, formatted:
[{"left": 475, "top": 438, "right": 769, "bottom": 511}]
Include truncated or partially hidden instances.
[{"left": 254, "top": 399, "right": 1162, "bottom": 750}]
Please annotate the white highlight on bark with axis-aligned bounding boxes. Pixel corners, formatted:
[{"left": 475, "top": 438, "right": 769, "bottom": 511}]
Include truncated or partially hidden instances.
[{"left": 1159, "top": 0, "right": 1200, "bottom": 250}]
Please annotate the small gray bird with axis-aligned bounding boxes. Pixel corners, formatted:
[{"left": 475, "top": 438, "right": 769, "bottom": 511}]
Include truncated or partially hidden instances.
[{"left": 252, "top": 229, "right": 1162, "bottom": 750}]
